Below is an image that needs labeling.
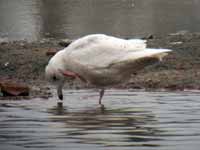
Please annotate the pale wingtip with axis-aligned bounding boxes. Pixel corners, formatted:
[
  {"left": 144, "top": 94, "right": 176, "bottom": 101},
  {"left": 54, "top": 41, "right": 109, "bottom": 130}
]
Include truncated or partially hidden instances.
[
  {"left": 163, "top": 49, "right": 173, "bottom": 52},
  {"left": 149, "top": 48, "right": 173, "bottom": 61},
  {"left": 146, "top": 48, "right": 173, "bottom": 54}
]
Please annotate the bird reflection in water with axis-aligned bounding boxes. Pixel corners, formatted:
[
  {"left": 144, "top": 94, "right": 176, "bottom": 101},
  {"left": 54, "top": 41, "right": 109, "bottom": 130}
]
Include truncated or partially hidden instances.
[{"left": 48, "top": 104, "right": 163, "bottom": 147}]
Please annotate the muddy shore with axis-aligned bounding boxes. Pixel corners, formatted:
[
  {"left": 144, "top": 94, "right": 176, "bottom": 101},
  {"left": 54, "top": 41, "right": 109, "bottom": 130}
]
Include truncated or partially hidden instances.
[{"left": 1, "top": 31, "right": 200, "bottom": 99}]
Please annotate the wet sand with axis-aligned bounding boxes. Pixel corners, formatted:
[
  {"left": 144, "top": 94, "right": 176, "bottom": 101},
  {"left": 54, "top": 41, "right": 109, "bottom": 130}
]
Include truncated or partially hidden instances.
[{"left": 0, "top": 31, "right": 200, "bottom": 99}]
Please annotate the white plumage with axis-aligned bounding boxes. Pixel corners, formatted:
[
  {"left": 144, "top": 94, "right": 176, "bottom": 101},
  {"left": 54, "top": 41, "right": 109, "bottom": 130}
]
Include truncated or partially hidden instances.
[{"left": 45, "top": 34, "right": 172, "bottom": 105}]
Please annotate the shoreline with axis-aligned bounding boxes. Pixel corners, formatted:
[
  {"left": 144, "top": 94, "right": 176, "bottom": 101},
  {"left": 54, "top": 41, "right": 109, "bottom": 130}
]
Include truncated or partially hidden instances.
[{"left": 1, "top": 31, "right": 200, "bottom": 99}]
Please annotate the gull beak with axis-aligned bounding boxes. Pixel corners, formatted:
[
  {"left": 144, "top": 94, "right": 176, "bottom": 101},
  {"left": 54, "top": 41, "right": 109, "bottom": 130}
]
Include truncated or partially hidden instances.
[
  {"left": 57, "top": 80, "right": 65, "bottom": 100},
  {"left": 58, "top": 90, "right": 63, "bottom": 100}
]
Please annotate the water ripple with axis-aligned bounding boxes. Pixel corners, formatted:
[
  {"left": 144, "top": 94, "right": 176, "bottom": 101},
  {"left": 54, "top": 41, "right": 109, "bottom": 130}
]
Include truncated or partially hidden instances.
[{"left": 0, "top": 89, "right": 200, "bottom": 150}]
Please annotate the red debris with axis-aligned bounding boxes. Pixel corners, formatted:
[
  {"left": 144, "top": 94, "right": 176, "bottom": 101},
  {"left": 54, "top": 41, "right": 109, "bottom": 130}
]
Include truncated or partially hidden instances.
[{"left": 0, "top": 80, "right": 29, "bottom": 96}]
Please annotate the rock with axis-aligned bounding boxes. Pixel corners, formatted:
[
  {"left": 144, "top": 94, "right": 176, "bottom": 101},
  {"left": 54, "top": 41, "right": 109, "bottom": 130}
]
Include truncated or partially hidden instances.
[
  {"left": 0, "top": 80, "right": 29, "bottom": 96},
  {"left": 169, "top": 41, "right": 183, "bottom": 45},
  {"left": 169, "top": 30, "right": 189, "bottom": 36},
  {"left": 126, "top": 82, "right": 143, "bottom": 89},
  {"left": 4, "top": 62, "right": 9, "bottom": 67},
  {"left": 0, "top": 37, "right": 9, "bottom": 45},
  {"left": 143, "top": 34, "right": 154, "bottom": 40},
  {"left": 165, "top": 84, "right": 184, "bottom": 91},
  {"left": 147, "top": 34, "right": 154, "bottom": 39},
  {"left": 19, "top": 42, "right": 25, "bottom": 47},
  {"left": 44, "top": 32, "right": 50, "bottom": 36},
  {"left": 46, "top": 49, "right": 59, "bottom": 56},
  {"left": 39, "top": 38, "right": 50, "bottom": 44},
  {"left": 58, "top": 39, "right": 73, "bottom": 47}
]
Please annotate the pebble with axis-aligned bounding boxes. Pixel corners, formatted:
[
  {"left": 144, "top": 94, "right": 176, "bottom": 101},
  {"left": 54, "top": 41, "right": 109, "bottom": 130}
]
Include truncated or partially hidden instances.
[
  {"left": 46, "top": 49, "right": 59, "bottom": 56},
  {"left": 58, "top": 39, "right": 73, "bottom": 47}
]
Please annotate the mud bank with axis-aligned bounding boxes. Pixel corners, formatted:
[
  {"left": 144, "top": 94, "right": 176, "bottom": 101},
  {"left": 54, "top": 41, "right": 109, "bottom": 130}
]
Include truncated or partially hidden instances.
[{"left": 0, "top": 32, "right": 200, "bottom": 99}]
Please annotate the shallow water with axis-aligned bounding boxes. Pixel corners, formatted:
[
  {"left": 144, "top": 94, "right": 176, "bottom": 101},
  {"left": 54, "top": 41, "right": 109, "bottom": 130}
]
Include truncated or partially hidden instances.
[
  {"left": 0, "top": 89, "right": 200, "bottom": 150},
  {"left": 0, "top": 0, "right": 200, "bottom": 41}
]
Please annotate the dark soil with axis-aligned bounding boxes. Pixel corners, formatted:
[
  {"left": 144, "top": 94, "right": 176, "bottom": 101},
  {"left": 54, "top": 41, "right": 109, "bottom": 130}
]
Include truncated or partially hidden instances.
[{"left": 1, "top": 31, "right": 200, "bottom": 99}]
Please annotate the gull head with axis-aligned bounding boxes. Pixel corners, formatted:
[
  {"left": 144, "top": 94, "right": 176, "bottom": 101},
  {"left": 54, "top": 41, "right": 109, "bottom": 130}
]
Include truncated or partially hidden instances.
[{"left": 45, "top": 50, "right": 66, "bottom": 100}]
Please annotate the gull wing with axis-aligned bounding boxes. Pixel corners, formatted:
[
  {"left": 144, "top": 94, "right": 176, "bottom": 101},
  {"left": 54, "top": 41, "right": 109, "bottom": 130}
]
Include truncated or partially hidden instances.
[{"left": 65, "top": 34, "right": 147, "bottom": 68}]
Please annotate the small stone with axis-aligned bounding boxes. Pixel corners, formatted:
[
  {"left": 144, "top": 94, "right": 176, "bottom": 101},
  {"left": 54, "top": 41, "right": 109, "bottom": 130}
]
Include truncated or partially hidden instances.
[
  {"left": 45, "top": 32, "right": 50, "bottom": 36},
  {"left": 4, "top": 62, "right": 9, "bottom": 67},
  {"left": 46, "top": 49, "right": 59, "bottom": 56},
  {"left": 165, "top": 84, "right": 184, "bottom": 91},
  {"left": 169, "top": 41, "right": 183, "bottom": 45},
  {"left": 169, "top": 30, "right": 189, "bottom": 36},
  {"left": 19, "top": 42, "right": 25, "bottom": 47},
  {"left": 146, "top": 34, "right": 154, "bottom": 39},
  {"left": 0, "top": 80, "right": 29, "bottom": 96},
  {"left": 58, "top": 39, "right": 73, "bottom": 47},
  {"left": 142, "top": 34, "right": 154, "bottom": 40},
  {"left": 40, "top": 38, "right": 49, "bottom": 44},
  {"left": 0, "top": 37, "right": 9, "bottom": 45}
]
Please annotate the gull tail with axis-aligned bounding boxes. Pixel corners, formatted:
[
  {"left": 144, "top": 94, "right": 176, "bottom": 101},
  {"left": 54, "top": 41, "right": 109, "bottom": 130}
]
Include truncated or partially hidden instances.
[
  {"left": 145, "top": 48, "right": 172, "bottom": 61},
  {"left": 119, "top": 48, "right": 172, "bottom": 62}
]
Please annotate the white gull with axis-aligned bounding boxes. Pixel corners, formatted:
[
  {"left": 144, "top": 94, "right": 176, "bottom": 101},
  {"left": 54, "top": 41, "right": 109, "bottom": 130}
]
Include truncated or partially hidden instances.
[{"left": 45, "top": 34, "right": 172, "bottom": 106}]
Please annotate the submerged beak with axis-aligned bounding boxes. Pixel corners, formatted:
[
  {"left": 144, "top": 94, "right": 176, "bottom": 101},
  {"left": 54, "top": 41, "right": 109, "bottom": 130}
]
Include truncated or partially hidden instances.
[
  {"left": 57, "top": 80, "right": 65, "bottom": 100},
  {"left": 58, "top": 90, "right": 63, "bottom": 100}
]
